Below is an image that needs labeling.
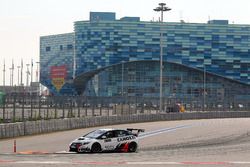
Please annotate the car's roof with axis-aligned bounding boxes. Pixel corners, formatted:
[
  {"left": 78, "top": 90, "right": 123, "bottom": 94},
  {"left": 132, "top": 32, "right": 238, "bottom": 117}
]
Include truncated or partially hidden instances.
[
  {"left": 98, "top": 128, "right": 114, "bottom": 131},
  {"left": 97, "top": 128, "right": 127, "bottom": 131}
]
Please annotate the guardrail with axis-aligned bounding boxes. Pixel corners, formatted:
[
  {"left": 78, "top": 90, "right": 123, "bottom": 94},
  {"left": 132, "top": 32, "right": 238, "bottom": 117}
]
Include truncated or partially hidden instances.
[{"left": 1, "top": 111, "right": 250, "bottom": 139}]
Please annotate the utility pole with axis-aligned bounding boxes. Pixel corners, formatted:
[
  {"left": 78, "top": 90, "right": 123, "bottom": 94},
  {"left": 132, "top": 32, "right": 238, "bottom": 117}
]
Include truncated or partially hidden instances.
[{"left": 154, "top": 3, "right": 171, "bottom": 113}]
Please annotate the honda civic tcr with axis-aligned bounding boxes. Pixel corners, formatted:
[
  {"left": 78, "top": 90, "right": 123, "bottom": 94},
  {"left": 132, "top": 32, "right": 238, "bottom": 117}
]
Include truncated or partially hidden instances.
[{"left": 69, "top": 128, "right": 144, "bottom": 153}]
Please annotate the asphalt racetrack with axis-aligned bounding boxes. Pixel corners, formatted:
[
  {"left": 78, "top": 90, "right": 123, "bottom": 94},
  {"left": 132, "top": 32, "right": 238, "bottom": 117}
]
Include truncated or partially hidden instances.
[{"left": 1, "top": 118, "right": 250, "bottom": 166}]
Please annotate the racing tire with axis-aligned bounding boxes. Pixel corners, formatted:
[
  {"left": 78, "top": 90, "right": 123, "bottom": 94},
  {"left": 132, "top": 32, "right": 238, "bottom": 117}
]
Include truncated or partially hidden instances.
[
  {"left": 91, "top": 143, "right": 102, "bottom": 153},
  {"left": 128, "top": 142, "right": 137, "bottom": 152}
]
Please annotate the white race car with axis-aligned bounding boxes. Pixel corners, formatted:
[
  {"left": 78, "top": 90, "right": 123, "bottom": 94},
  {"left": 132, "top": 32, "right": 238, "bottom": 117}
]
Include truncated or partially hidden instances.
[{"left": 69, "top": 128, "right": 144, "bottom": 153}]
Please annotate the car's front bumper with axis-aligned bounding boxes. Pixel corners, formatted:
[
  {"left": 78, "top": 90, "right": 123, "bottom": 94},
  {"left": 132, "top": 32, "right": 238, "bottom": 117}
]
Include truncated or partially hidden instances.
[{"left": 69, "top": 144, "right": 91, "bottom": 153}]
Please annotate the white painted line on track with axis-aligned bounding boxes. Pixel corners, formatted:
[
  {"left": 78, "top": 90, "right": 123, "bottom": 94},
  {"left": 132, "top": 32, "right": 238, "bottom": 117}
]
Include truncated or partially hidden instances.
[
  {"left": 229, "top": 161, "right": 250, "bottom": 164},
  {"left": 138, "top": 124, "right": 196, "bottom": 139}
]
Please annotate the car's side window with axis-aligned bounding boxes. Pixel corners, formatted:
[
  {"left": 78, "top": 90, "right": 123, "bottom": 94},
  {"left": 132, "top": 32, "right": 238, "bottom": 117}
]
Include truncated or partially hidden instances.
[
  {"left": 103, "top": 131, "right": 114, "bottom": 139},
  {"left": 115, "top": 130, "right": 128, "bottom": 137}
]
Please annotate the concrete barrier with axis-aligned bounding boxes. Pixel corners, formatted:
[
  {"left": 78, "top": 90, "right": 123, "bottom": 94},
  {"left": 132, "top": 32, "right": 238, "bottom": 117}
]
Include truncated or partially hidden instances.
[{"left": 1, "top": 111, "right": 250, "bottom": 139}]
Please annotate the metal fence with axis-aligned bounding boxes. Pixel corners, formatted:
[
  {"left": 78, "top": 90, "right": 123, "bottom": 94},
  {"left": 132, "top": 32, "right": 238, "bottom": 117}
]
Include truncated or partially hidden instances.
[{"left": 0, "top": 94, "right": 249, "bottom": 123}]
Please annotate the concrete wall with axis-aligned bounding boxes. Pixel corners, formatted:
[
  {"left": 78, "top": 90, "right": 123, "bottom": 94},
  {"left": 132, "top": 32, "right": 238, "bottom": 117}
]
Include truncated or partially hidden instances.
[{"left": 1, "top": 111, "right": 250, "bottom": 139}]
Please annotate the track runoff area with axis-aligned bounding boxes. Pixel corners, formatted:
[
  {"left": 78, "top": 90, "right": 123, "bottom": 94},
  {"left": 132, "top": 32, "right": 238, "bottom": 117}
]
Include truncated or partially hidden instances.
[
  {"left": 1, "top": 159, "right": 250, "bottom": 165},
  {"left": 1, "top": 118, "right": 250, "bottom": 166}
]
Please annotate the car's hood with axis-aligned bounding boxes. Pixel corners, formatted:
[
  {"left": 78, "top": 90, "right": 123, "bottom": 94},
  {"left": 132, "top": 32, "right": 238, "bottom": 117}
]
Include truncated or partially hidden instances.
[{"left": 72, "top": 137, "right": 93, "bottom": 143}]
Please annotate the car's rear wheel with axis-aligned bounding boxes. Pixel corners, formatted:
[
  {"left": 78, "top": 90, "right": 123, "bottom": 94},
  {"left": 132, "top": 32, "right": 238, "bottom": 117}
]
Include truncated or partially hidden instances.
[
  {"left": 128, "top": 142, "right": 137, "bottom": 152},
  {"left": 91, "top": 143, "right": 102, "bottom": 153}
]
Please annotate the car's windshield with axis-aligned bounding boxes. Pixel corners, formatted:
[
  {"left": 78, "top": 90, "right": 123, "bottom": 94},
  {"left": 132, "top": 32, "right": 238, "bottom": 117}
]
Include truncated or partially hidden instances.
[{"left": 83, "top": 130, "right": 107, "bottom": 139}]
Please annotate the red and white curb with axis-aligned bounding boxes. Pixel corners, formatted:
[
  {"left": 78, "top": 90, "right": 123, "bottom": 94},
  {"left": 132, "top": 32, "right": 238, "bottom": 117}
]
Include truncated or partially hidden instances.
[{"left": 1, "top": 160, "right": 250, "bottom": 165}]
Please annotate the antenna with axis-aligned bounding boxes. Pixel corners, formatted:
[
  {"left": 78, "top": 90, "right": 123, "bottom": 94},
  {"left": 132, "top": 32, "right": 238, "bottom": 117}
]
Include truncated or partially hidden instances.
[{"left": 179, "top": 11, "right": 183, "bottom": 22}]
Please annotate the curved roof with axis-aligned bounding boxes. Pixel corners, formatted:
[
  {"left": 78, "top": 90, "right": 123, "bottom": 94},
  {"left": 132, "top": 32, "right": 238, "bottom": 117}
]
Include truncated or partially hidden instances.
[{"left": 73, "top": 60, "right": 249, "bottom": 95}]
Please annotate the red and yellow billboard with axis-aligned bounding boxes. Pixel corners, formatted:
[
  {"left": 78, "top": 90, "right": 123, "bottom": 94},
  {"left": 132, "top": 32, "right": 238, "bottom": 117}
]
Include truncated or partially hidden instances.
[{"left": 50, "top": 65, "right": 67, "bottom": 92}]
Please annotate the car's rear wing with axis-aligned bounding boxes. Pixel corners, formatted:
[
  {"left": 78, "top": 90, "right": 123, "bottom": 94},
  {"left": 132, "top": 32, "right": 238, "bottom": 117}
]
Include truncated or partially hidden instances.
[{"left": 127, "top": 128, "right": 145, "bottom": 136}]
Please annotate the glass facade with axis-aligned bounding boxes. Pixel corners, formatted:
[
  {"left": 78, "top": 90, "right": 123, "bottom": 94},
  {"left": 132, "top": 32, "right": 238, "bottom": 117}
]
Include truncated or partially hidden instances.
[
  {"left": 81, "top": 61, "right": 250, "bottom": 107},
  {"left": 74, "top": 18, "right": 250, "bottom": 85},
  {"left": 40, "top": 12, "right": 250, "bottom": 105}
]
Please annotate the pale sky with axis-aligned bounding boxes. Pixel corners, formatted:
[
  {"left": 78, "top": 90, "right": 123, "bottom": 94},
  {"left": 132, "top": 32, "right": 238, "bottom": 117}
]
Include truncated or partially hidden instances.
[{"left": 1, "top": 0, "right": 250, "bottom": 86}]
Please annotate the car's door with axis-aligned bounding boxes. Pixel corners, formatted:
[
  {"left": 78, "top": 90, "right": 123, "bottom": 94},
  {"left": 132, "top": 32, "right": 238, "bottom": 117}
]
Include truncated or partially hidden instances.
[{"left": 99, "top": 130, "right": 117, "bottom": 151}]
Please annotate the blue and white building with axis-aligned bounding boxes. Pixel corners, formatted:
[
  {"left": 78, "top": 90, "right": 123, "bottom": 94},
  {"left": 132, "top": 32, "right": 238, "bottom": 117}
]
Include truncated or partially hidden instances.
[{"left": 40, "top": 12, "right": 250, "bottom": 106}]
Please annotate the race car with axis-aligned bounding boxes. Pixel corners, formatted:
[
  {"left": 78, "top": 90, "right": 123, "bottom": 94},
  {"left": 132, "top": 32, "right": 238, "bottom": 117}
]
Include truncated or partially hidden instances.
[{"left": 69, "top": 128, "right": 144, "bottom": 153}]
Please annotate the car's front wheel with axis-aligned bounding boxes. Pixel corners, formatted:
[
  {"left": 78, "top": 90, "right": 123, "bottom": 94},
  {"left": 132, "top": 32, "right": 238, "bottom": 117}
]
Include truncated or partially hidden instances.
[
  {"left": 128, "top": 142, "right": 137, "bottom": 152},
  {"left": 91, "top": 143, "right": 102, "bottom": 153}
]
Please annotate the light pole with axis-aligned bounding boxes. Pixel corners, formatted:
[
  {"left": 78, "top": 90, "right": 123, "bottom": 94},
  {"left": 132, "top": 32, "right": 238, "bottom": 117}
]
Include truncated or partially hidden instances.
[
  {"left": 26, "top": 64, "right": 30, "bottom": 86},
  {"left": 21, "top": 59, "right": 23, "bottom": 86},
  {"left": 31, "top": 59, "right": 33, "bottom": 85},
  {"left": 154, "top": 3, "right": 171, "bottom": 113},
  {"left": 11, "top": 60, "right": 14, "bottom": 86},
  {"left": 121, "top": 61, "right": 124, "bottom": 97},
  {"left": 17, "top": 66, "right": 20, "bottom": 86},
  {"left": 36, "top": 61, "right": 40, "bottom": 82},
  {"left": 73, "top": 32, "right": 76, "bottom": 79},
  {"left": 203, "top": 65, "right": 206, "bottom": 112},
  {"left": 9, "top": 68, "right": 12, "bottom": 86}
]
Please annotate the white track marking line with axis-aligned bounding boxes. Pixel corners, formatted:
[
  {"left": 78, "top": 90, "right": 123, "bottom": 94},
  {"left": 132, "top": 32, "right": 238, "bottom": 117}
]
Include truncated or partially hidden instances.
[
  {"left": 229, "top": 161, "right": 250, "bottom": 164},
  {"left": 138, "top": 124, "right": 196, "bottom": 139}
]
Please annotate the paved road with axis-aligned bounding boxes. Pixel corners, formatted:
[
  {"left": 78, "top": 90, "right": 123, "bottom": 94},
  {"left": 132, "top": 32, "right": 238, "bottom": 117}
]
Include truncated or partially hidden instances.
[{"left": 1, "top": 118, "right": 250, "bottom": 166}]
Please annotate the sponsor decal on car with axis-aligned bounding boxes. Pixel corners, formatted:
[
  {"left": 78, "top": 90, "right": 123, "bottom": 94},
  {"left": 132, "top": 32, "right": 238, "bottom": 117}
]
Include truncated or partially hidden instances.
[{"left": 117, "top": 135, "right": 136, "bottom": 142}]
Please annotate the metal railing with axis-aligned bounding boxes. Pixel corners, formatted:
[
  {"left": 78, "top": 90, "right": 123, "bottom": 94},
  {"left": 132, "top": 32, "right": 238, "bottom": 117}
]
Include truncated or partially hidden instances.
[{"left": 0, "top": 94, "right": 249, "bottom": 123}]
